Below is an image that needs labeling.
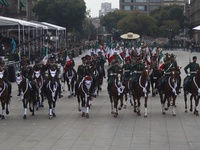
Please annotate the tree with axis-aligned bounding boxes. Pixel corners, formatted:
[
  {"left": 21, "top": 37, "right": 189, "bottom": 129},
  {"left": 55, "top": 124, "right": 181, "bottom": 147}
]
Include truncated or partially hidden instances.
[
  {"left": 100, "top": 10, "right": 129, "bottom": 33},
  {"left": 150, "top": 4, "right": 187, "bottom": 35},
  {"left": 117, "top": 12, "right": 158, "bottom": 37},
  {"left": 32, "top": 0, "right": 86, "bottom": 33}
]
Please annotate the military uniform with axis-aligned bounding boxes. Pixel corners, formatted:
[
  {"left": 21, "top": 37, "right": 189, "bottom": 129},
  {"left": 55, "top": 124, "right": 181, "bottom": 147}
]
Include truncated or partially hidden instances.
[
  {"left": 97, "top": 52, "right": 106, "bottom": 78},
  {"left": 122, "top": 62, "right": 132, "bottom": 83},
  {"left": 159, "top": 58, "right": 175, "bottom": 90},
  {"left": 184, "top": 57, "right": 199, "bottom": 90},
  {"left": 131, "top": 59, "right": 145, "bottom": 89},
  {"left": 107, "top": 61, "right": 122, "bottom": 93}
]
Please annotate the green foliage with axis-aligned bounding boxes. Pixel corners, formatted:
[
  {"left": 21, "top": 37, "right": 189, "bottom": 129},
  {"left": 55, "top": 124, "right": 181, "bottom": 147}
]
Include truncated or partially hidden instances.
[
  {"left": 100, "top": 10, "right": 129, "bottom": 32},
  {"left": 32, "top": 0, "right": 86, "bottom": 33}
]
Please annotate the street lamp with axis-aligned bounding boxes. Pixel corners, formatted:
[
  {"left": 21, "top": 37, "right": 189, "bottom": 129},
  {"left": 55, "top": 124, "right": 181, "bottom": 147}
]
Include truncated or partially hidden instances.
[{"left": 166, "top": 28, "right": 172, "bottom": 50}]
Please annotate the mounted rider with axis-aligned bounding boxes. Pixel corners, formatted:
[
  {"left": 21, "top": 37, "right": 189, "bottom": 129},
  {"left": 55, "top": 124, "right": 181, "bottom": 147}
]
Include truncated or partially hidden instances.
[
  {"left": 64, "top": 53, "right": 77, "bottom": 78},
  {"left": 75, "top": 56, "right": 92, "bottom": 95},
  {"left": 46, "top": 56, "right": 63, "bottom": 98},
  {"left": 122, "top": 57, "right": 132, "bottom": 85},
  {"left": 0, "top": 59, "right": 12, "bottom": 98},
  {"left": 159, "top": 56, "right": 175, "bottom": 91},
  {"left": 131, "top": 57, "right": 146, "bottom": 90},
  {"left": 97, "top": 50, "right": 106, "bottom": 78},
  {"left": 20, "top": 59, "right": 38, "bottom": 95},
  {"left": 33, "top": 59, "right": 46, "bottom": 79},
  {"left": 107, "top": 59, "right": 122, "bottom": 94},
  {"left": 184, "top": 56, "right": 199, "bottom": 92}
]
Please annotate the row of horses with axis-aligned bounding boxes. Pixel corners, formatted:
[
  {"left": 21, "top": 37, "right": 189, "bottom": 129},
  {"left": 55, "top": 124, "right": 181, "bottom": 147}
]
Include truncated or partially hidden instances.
[
  {"left": 0, "top": 64, "right": 200, "bottom": 120},
  {"left": 108, "top": 67, "right": 200, "bottom": 118}
]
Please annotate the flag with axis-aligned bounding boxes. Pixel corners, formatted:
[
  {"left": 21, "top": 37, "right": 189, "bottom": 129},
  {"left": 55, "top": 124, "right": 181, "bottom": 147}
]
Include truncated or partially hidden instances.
[
  {"left": 125, "top": 48, "right": 131, "bottom": 60},
  {"left": 64, "top": 55, "right": 72, "bottom": 71},
  {"left": 159, "top": 52, "right": 164, "bottom": 70},
  {"left": 42, "top": 54, "right": 48, "bottom": 65},
  {"left": 11, "top": 37, "right": 16, "bottom": 52}
]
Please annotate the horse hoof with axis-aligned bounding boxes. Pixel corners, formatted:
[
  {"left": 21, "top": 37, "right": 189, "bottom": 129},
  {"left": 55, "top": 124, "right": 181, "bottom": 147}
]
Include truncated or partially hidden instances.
[
  {"left": 1, "top": 115, "right": 5, "bottom": 119},
  {"left": 111, "top": 111, "right": 114, "bottom": 114},
  {"left": 6, "top": 110, "right": 9, "bottom": 115},
  {"left": 173, "top": 114, "right": 176, "bottom": 117},
  {"left": 32, "top": 113, "right": 35, "bottom": 116},
  {"left": 78, "top": 108, "right": 81, "bottom": 112},
  {"left": 196, "top": 112, "right": 199, "bottom": 116},
  {"left": 114, "top": 114, "right": 117, "bottom": 118},
  {"left": 68, "top": 96, "right": 71, "bottom": 98},
  {"left": 36, "top": 107, "right": 39, "bottom": 111},
  {"left": 185, "top": 110, "right": 188, "bottom": 113},
  {"left": 40, "top": 104, "right": 44, "bottom": 108},
  {"left": 49, "top": 115, "right": 53, "bottom": 119},
  {"left": 118, "top": 107, "right": 122, "bottom": 110},
  {"left": 144, "top": 115, "right": 147, "bottom": 118},
  {"left": 81, "top": 112, "right": 85, "bottom": 117},
  {"left": 162, "top": 112, "right": 166, "bottom": 115},
  {"left": 85, "top": 113, "right": 89, "bottom": 118},
  {"left": 134, "top": 109, "right": 137, "bottom": 113},
  {"left": 190, "top": 108, "right": 193, "bottom": 112},
  {"left": 124, "top": 105, "right": 127, "bottom": 109},
  {"left": 164, "top": 107, "right": 168, "bottom": 111},
  {"left": 23, "top": 115, "right": 27, "bottom": 120},
  {"left": 137, "top": 112, "right": 141, "bottom": 116},
  {"left": 53, "top": 113, "right": 56, "bottom": 117}
]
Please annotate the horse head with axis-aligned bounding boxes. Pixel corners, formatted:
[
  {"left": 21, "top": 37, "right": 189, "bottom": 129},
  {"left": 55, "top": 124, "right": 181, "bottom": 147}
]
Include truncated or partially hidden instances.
[
  {"left": 170, "top": 67, "right": 180, "bottom": 83},
  {"left": 84, "top": 75, "right": 92, "bottom": 91},
  {"left": 142, "top": 67, "right": 150, "bottom": 80},
  {"left": 0, "top": 68, "right": 4, "bottom": 80},
  {"left": 15, "top": 71, "right": 23, "bottom": 85},
  {"left": 115, "top": 70, "right": 123, "bottom": 87},
  {"left": 34, "top": 70, "right": 41, "bottom": 79}
]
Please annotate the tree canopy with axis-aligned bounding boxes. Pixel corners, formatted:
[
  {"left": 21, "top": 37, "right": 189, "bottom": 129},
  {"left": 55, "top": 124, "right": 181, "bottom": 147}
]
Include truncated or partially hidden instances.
[{"left": 32, "top": 0, "right": 86, "bottom": 33}]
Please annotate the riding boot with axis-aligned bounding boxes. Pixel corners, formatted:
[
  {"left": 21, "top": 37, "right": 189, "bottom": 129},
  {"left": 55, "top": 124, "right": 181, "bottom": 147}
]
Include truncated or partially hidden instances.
[{"left": 5, "top": 80, "right": 12, "bottom": 97}]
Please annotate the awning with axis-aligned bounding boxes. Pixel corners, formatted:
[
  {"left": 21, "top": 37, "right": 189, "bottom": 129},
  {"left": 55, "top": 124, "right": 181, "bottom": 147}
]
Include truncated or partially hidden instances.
[
  {"left": 41, "top": 22, "right": 66, "bottom": 31},
  {"left": 193, "top": 26, "right": 200, "bottom": 31},
  {"left": 20, "top": 0, "right": 26, "bottom": 8},
  {"left": 2, "top": 0, "right": 9, "bottom": 6}
]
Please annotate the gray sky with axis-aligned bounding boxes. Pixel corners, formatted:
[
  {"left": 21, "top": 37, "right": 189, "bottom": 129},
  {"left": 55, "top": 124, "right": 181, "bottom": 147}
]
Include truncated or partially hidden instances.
[{"left": 84, "top": 0, "right": 119, "bottom": 17}]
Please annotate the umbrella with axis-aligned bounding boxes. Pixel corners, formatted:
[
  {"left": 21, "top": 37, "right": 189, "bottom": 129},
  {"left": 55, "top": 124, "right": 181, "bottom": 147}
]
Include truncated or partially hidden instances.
[{"left": 120, "top": 32, "right": 140, "bottom": 40}]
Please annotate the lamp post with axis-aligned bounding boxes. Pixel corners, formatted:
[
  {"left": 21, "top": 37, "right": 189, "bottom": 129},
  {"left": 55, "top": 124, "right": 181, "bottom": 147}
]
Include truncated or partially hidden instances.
[{"left": 166, "top": 28, "right": 172, "bottom": 50}]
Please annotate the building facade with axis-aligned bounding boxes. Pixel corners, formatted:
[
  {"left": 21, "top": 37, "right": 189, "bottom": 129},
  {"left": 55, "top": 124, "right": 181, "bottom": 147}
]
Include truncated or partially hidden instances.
[
  {"left": 0, "top": 0, "right": 38, "bottom": 20},
  {"left": 190, "top": 0, "right": 200, "bottom": 43},
  {"left": 120, "top": 0, "right": 188, "bottom": 14},
  {"left": 99, "top": 2, "right": 117, "bottom": 17}
]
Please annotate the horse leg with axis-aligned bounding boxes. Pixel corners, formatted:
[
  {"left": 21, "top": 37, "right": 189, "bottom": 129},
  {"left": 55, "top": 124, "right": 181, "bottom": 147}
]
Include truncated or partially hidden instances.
[
  {"left": 71, "top": 82, "right": 74, "bottom": 95},
  {"left": 48, "top": 99, "right": 53, "bottom": 119},
  {"left": 6, "top": 100, "right": 9, "bottom": 115},
  {"left": 194, "top": 96, "right": 199, "bottom": 116},
  {"left": 52, "top": 101, "right": 56, "bottom": 117},
  {"left": 36, "top": 94, "right": 40, "bottom": 111},
  {"left": 144, "top": 97, "right": 148, "bottom": 118},
  {"left": 124, "top": 93, "right": 127, "bottom": 109},
  {"left": 67, "top": 83, "right": 71, "bottom": 98},
  {"left": 40, "top": 91, "right": 44, "bottom": 107},
  {"left": 1, "top": 101, "right": 5, "bottom": 119},
  {"left": 77, "top": 94, "right": 81, "bottom": 112},
  {"left": 23, "top": 99, "right": 27, "bottom": 119},
  {"left": 114, "top": 98, "right": 118, "bottom": 117},
  {"left": 190, "top": 95, "right": 193, "bottom": 112},
  {"left": 110, "top": 94, "right": 114, "bottom": 114},
  {"left": 85, "top": 96, "right": 90, "bottom": 118},
  {"left": 184, "top": 92, "right": 188, "bottom": 113},
  {"left": 172, "top": 96, "right": 176, "bottom": 116},
  {"left": 29, "top": 97, "right": 35, "bottom": 116},
  {"left": 133, "top": 96, "right": 137, "bottom": 113},
  {"left": 81, "top": 97, "right": 85, "bottom": 117},
  {"left": 137, "top": 98, "right": 141, "bottom": 116}
]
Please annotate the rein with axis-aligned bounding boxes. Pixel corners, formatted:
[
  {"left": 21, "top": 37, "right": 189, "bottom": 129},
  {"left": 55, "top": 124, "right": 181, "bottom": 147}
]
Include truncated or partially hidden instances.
[
  {"left": 0, "top": 81, "right": 7, "bottom": 97},
  {"left": 193, "top": 77, "right": 200, "bottom": 96},
  {"left": 139, "top": 76, "right": 148, "bottom": 97},
  {"left": 47, "top": 81, "right": 58, "bottom": 101},
  {"left": 168, "top": 76, "right": 178, "bottom": 96},
  {"left": 21, "top": 78, "right": 29, "bottom": 100},
  {"left": 114, "top": 78, "right": 124, "bottom": 96}
]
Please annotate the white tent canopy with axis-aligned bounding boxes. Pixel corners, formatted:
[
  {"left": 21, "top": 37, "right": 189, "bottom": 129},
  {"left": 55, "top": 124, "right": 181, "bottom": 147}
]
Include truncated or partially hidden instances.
[
  {"left": 0, "top": 16, "right": 67, "bottom": 58},
  {"left": 193, "top": 26, "right": 200, "bottom": 31}
]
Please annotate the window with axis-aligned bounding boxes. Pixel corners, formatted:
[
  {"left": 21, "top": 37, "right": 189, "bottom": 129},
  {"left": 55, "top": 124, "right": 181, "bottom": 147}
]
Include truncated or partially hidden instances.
[
  {"left": 124, "top": 0, "right": 132, "bottom": 2},
  {"left": 135, "top": 5, "right": 147, "bottom": 11},
  {"left": 149, "top": 0, "right": 161, "bottom": 2},
  {"left": 149, "top": 5, "right": 158, "bottom": 11},
  {"left": 136, "top": 0, "right": 147, "bottom": 2},
  {"left": 124, "top": 5, "right": 131, "bottom": 11}
]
